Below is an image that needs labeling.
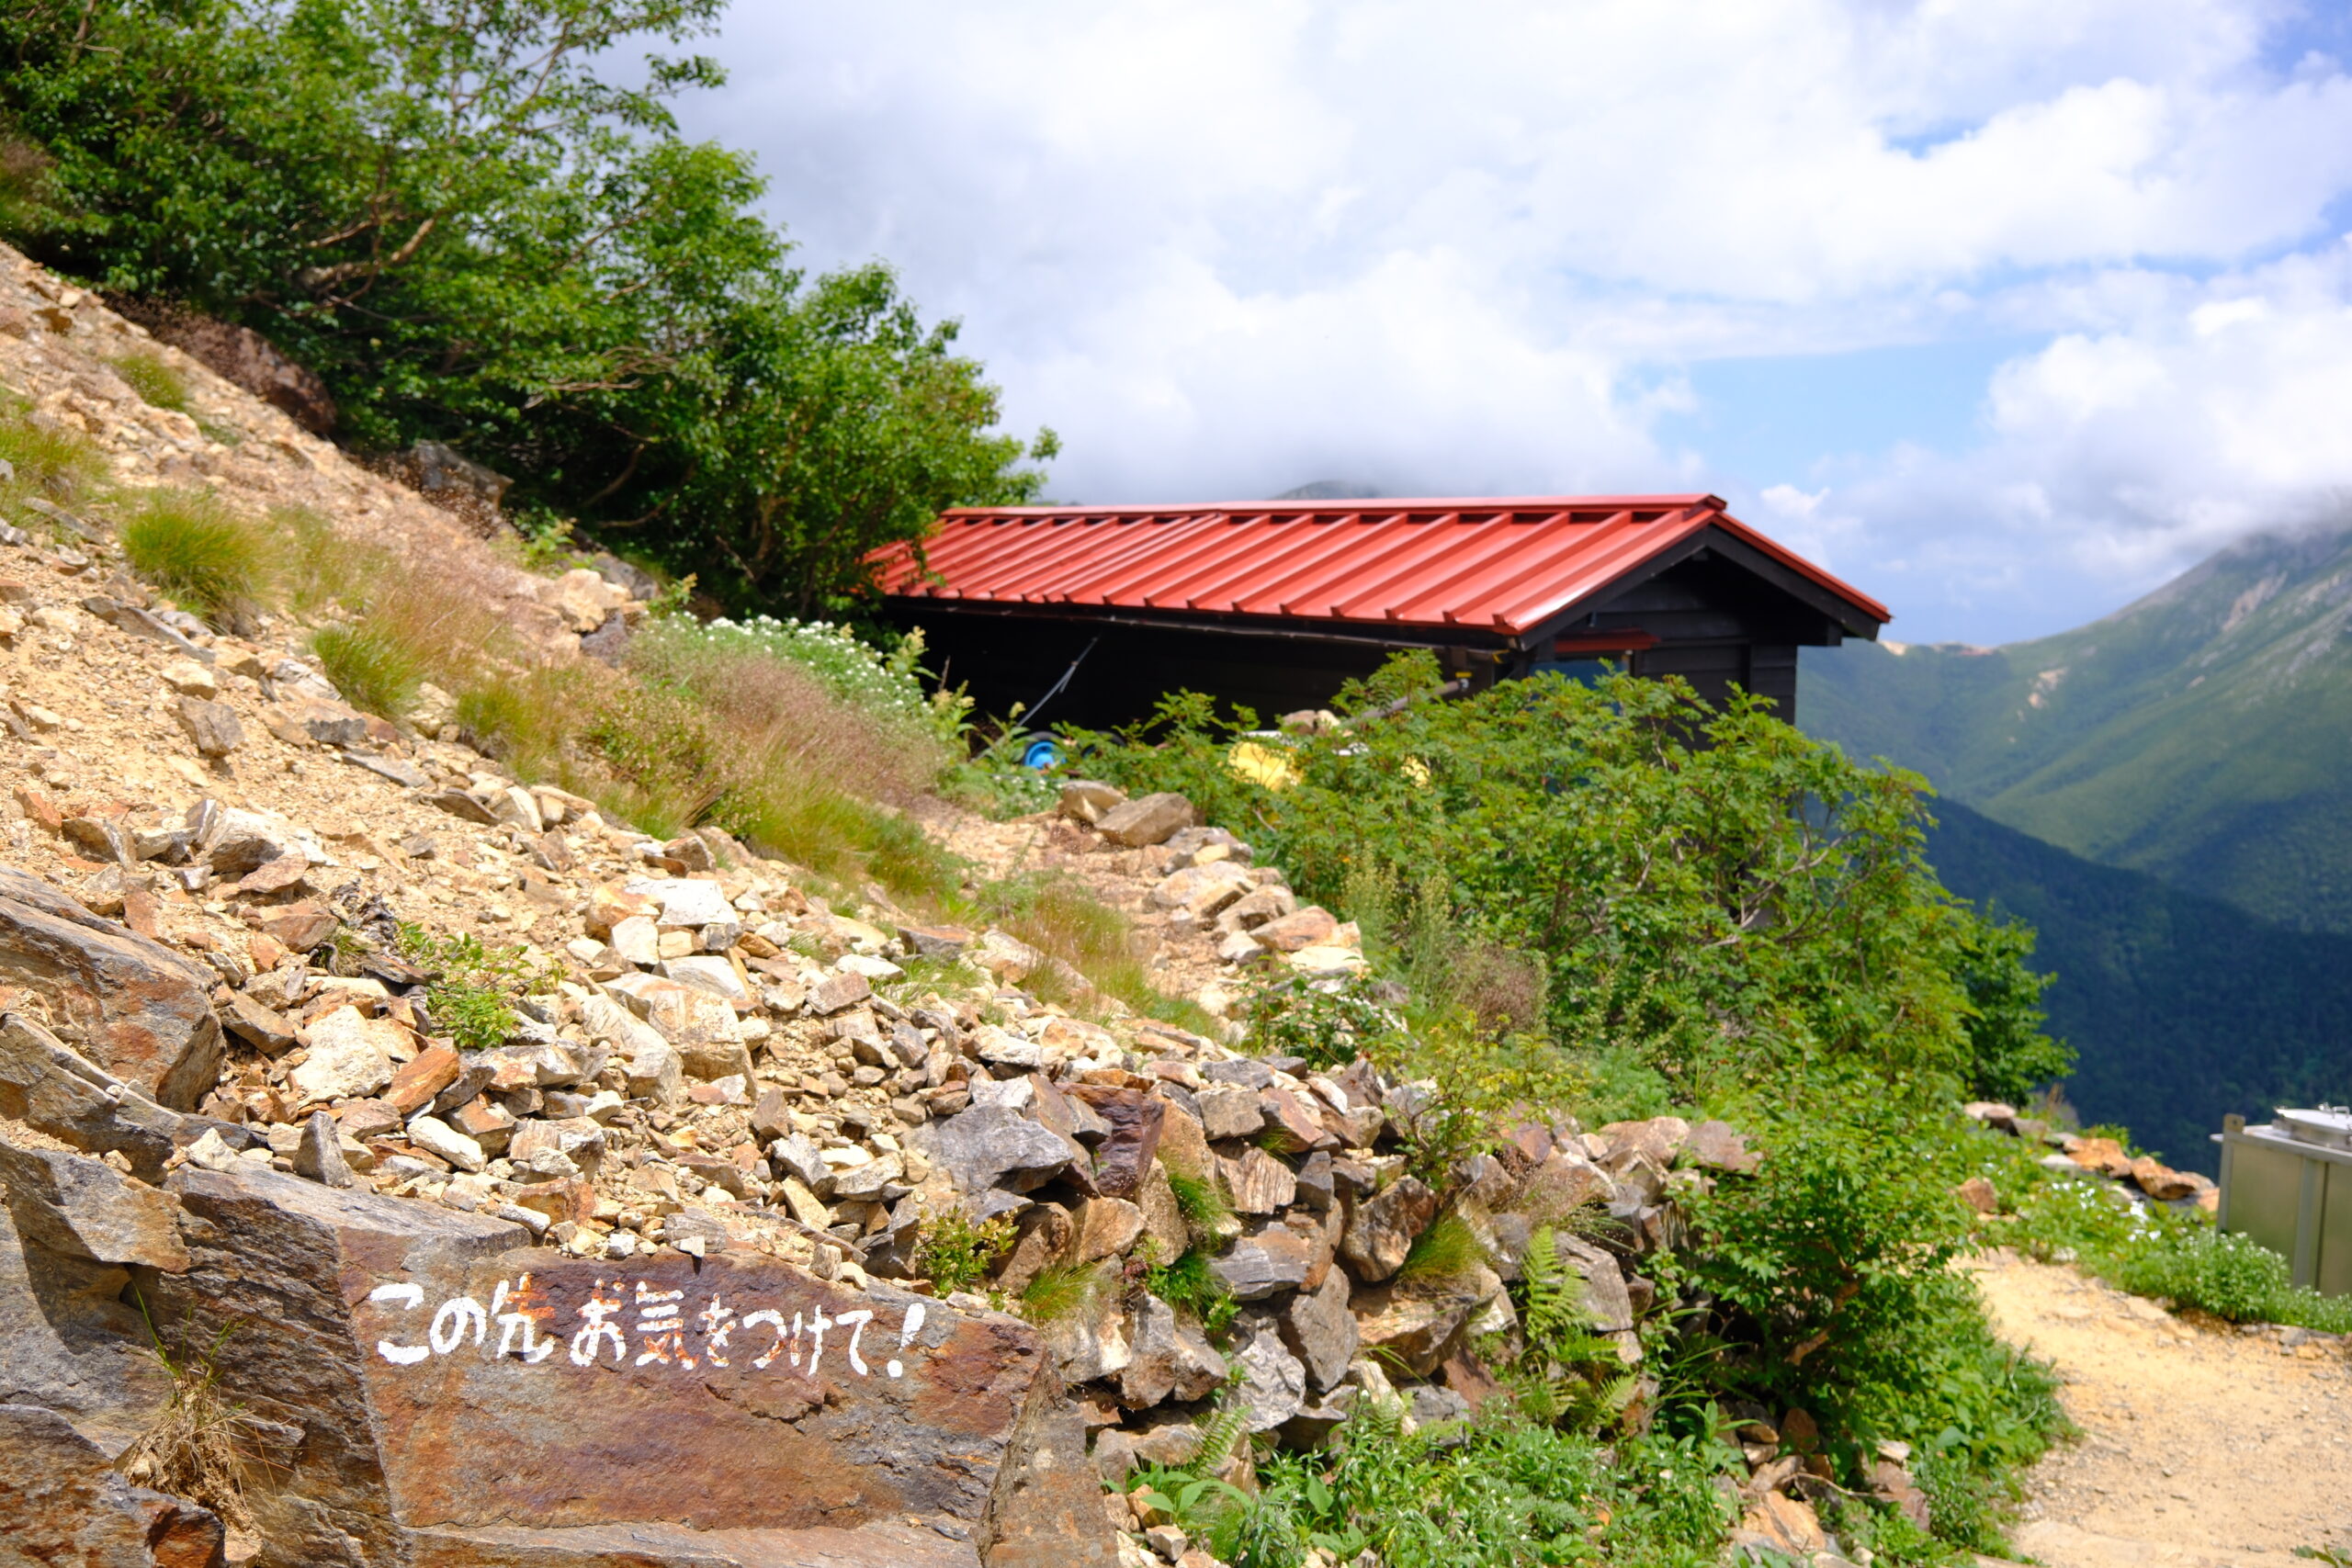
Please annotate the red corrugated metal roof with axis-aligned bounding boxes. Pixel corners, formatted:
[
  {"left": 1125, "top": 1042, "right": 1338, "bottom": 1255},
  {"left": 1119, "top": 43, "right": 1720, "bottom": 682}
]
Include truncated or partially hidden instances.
[{"left": 873, "top": 495, "right": 1891, "bottom": 637}]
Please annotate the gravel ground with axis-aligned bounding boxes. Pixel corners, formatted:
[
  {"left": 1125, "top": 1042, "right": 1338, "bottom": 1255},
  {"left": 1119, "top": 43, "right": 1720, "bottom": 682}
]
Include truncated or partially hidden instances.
[{"left": 1968, "top": 1247, "right": 2352, "bottom": 1568}]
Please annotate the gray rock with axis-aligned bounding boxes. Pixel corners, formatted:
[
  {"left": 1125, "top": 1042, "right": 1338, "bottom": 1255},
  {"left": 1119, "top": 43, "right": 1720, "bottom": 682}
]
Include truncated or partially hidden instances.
[
  {"left": 1408, "top": 1384, "right": 1471, "bottom": 1426},
  {"left": 1221, "top": 1146, "right": 1296, "bottom": 1213},
  {"left": 426, "top": 788, "right": 499, "bottom": 825},
  {"left": 221, "top": 989, "right": 298, "bottom": 1055},
  {"left": 661, "top": 954, "right": 751, "bottom": 1007},
  {"left": 1193, "top": 1084, "right": 1264, "bottom": 1141},
  {"left": 1293, "top": 1150, "right": 1336, "bottom": 1211},
  {"left": 1350, "top": 1280, "right": 1479, "bottom": 1378},
  {"left": 1041, "top": 1280, "right": 1131, "bottom": 1384},
  {"left": 294, "top": 1110, "right": 355, "bottom": 1188},
  {"left": 0, "top": 1141, "right": 188, "bottom": 1271},
  {"left": 1208, "top": 1220, "right": 1321, "bottom": 1301},
  {"left": 1228, "top": 1316, "right": 1307, "bottom": 1432},
  {"left": 1057, "top": 780, "right": 1125, "bottom": 825},
  {"left": 1279, "top": 1268, "right": 1358, "bottom": 1393},
  {"left": 808, "top": 971, "right": 873, "bottom": 1016},
  {"left": 1118, "top": 1294, "right": 1229, "bottom": 1408},
  {"left": 0, "top": 1013, "right": 187, "bottom": 1181},
  {"left": 623, "top": 1038, "right": 684, "bottom": 1107},
  {"left": 406, "top": 1114, "right": 486, "bottom": 1173},
  {"left": 829, "top": 1152, "right": 904, "bottom": 1201},
  {"left": 630, "top": 877, "right": 735, "bottom": 930},
  {"left": 897, "top": 923, "right": 974, "bottom": 959},
  {"left": 172, "top": 695, "right": 243, "bottom": 757},
  {"left": 974, "top": 1030, "right": 1045, "bottom": 1071},
  {"left": 1200, "top": 1059, "right": 1275, "bottom": 1089},
  {"left": 932, "top": 1102, "right": 1077, "bottom": 1194},
  {"left": 0, "top": 1401, "right": 225, "bottom": 1565},
  {"left": 1340, "top": 1175, "right": 1439, "bottom": 1282},
  {"left": 766, "top": 1132, "right": 829, "bottom": 1190},
  {"left": 1555, "top": 1234, "right": 1641, "bottom": 1359}
]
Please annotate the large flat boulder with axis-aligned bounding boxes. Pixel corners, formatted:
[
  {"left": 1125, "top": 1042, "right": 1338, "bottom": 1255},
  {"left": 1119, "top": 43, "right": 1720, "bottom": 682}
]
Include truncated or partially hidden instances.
[
  {"left": 0, "top": 867, "right": 223, "bottom": 1109},
  {"left": 135, "top": 1164, "right": 1113, "bottom": 1568}
]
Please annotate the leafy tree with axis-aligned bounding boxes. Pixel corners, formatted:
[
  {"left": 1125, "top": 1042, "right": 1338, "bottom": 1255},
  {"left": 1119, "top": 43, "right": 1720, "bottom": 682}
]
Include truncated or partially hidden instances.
[
  {"left": 1951, "top": 910, "right": 2072, "bottom": 1103},
  {"left": 0, "top": 0, "right": 1051, "bottom": 610}
]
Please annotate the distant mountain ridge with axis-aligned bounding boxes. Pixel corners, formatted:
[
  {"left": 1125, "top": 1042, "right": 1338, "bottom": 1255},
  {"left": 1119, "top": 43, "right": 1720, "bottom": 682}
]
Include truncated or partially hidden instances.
[
  {"left": 1923, "top": 799, "right": 2352, "bottom": 1173},
  {"left": 1804, "top": 514, "right": 2352, "bottom": 932}
]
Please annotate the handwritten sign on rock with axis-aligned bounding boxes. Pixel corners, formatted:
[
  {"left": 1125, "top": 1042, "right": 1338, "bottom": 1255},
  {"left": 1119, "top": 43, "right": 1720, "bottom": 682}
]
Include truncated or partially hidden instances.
[
  {"left": 356, "top": 1249, "right": 1040, "bottom": 1534},
  {"left": 153, "top": 1164, "right": 1061, "bottom": 1558}
]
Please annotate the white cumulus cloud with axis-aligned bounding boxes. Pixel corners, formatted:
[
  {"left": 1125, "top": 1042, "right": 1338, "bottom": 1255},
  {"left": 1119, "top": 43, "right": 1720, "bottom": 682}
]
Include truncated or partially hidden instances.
[{"left": 676, "top": 0, "right": 2352, "bottom": 637}]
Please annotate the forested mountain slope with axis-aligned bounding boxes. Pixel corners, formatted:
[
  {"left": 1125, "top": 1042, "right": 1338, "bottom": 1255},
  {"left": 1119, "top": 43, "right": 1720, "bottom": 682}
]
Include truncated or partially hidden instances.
[
  {"left": 1805, "top": 517, "right": 2352, "bottom": 932},
  {"left": 1925, "top": 797, "right": 2352, "bottom": 1172}
]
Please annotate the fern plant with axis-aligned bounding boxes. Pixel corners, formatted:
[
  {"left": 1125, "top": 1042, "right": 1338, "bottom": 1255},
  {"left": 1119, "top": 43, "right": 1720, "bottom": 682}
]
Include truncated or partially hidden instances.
[
  {"left": 1510, "top": 1227, "right": 1640, "bottom": 1429},
  {"left": 1125, "top": 1404, "right": 1256, "bottom": 1555}
]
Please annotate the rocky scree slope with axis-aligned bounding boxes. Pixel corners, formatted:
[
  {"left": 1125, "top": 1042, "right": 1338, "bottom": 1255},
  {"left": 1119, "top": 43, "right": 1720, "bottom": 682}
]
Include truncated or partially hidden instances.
[{"left": 0, "top": 243, "right": 1918, "bottom": 1568}]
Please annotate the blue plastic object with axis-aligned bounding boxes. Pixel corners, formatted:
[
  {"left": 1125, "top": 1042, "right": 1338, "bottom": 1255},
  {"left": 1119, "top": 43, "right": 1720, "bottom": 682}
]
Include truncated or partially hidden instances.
[{"left": 1020, "top": 737, "right": 1063, "bottom": 770}]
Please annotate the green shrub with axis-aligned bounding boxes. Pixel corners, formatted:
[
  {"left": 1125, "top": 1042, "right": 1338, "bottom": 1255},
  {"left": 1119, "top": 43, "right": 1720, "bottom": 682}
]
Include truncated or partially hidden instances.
[
  {"left": 1953, "top": 913, "right": 2074, "bottom": 1102},
  {"left": 2110, "top": 1228, "right": 2352, "bottom": 1332},
  {"left": 1689, "top": 1084, "right": 1976, "bottom": 1419},
  {"left": 119, "top": 490, "right": 265, "bottom": 624},
  {"left": 1240, "top": 972, "right": 1405, "bottom": 1069},
  {"left": 107, "top": 349, "right": 190, "bottom": 412},
  {"left": 1224, "top": 1404, "right": 1734, "bottom": 1568},
  {"left": 393, "top": 926, "right": 548, "bottom": 1053},
  {"left": 311, "top": 622, "right": 424, "bottom": 720},
  {"left": 1069, "top": 652, "right": 2059, "bottom": 1109},
  {"left": 910, "top": 1205, "right": 1015, "bottom": 1295}
]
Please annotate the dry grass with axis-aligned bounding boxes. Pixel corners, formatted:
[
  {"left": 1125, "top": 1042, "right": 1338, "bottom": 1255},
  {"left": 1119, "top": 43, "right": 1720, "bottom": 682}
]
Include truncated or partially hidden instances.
[
  {"left": 277, "top": 506, "right": 512, "bottom": 725},
  {"left": 115, "top": 1327, "right": 256, "bottom": 1532},
  {"left": 969, "top": 870, "right": 1218, "bottom": 1031}
]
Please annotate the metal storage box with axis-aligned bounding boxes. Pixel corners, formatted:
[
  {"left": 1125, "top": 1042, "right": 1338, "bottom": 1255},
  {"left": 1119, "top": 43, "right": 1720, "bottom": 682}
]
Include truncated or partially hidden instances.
[{"left": 2217, "top": 1111, "right": 2352, "bottom": 1297}]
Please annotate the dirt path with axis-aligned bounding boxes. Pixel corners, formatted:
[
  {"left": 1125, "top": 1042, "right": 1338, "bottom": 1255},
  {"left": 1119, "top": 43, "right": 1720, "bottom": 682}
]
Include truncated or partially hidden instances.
[{"left": 1966, "top": 1248, "right": 2352, "bottom": 1568}]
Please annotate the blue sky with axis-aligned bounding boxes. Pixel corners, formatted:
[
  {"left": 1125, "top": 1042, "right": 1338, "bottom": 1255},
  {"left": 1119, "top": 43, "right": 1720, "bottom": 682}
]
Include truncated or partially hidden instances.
[{"left": 679, "top": 1, "right": 2352, "bottom": 644}]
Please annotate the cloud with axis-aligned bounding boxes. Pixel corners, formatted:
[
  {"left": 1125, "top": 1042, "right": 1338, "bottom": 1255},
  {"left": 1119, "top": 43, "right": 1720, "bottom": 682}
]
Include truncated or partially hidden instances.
[
  {"left": 675, "top": 0, "right": 2352, "bottom": 637},
  {"left": 1781, "top": 246, "right": 2352, "bottom": 638}
]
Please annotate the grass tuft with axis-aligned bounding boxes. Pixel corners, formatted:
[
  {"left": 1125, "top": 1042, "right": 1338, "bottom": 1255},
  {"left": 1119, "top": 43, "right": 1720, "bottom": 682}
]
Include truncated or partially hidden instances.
[
  {"left": 311, "top": 621, "right": 425, "bottom": 719},
  {"left": 1019, "top": 1261, "right": 1104, "bottom": 1325},
  {"left": 119, "top": 489, "right": 266, "bottom": 625},
  {"left": 107, "top": 349, "right": 191, "bottom": 412},
  {"left": 1397, "top": 1212, "right": 1485, "bottom": 1284},
  {"left": 0, "top": 399, "right": 105, "bottom": 501},
  {"left": 1145, "top": 1247, "right": 1239, "bottom": 1338},
  {"left": 1164, "top": 1167, "right": 1231, "bottom": 1235}
]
